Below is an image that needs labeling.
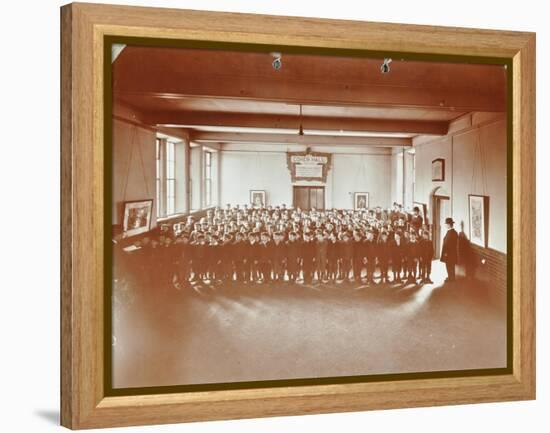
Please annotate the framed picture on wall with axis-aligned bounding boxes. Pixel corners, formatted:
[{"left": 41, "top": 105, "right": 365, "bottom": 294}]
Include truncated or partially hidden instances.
[
  {"left": 250, "top": 190, "right": 266, "bottom": 208},
  {"left": 122, "top": 199, "right": 153, "bottom": 238},
  {"left": 468, "top": 194, "right": 489, "bottom": 247},
  {"left": 354, "top": 192, "right": 369, "bottom": 210},
  {"left": 432, "top": 158, "right": 445, "bottom": 181}
]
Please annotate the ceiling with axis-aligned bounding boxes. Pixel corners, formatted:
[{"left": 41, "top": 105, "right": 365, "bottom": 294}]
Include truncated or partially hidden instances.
[{"left": 113, "top": 45, "right": 507, "bottom": 148}]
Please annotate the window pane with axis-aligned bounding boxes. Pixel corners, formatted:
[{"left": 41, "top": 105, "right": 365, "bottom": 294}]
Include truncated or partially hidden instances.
[
  {"left": 156, "top": 179, "right": 160, "bottom": 217},
  {"left": 167, "top": 141, "right": 174, "bottom": 160},
  {"left": 205, "top": 179, "right": 211, "bottom": 206},
  {"left": 167, "top": 180, "right": 174, "bottom": 198}
]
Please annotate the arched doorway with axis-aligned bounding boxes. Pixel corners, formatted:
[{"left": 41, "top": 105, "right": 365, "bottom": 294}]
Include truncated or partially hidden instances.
[{"left": 430, "top": 186, "right": 451, "bottom": 259}]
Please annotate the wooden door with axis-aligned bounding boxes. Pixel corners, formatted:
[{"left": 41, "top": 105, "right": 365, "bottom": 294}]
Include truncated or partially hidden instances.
[
  {"left": 293, "top": 186, "right": 325, "bottom": 211},
  {"left": 311, "top": 187, "right": 325, "bottom": 210},
  {"left": 293, "top": 187, "right": 309, "bottom": 210},
  {"left": 433, "top": 195, "right": 450, "bottom": 259}
]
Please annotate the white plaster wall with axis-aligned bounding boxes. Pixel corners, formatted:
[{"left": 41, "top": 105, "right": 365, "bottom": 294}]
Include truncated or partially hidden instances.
[{"left": 414, "top": 117, "right": 507, "bottom": 253}]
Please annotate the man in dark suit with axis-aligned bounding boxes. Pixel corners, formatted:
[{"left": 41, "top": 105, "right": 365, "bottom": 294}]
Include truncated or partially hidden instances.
[{"left": 440, "top": 217, "right": 458, "bottom": 282}]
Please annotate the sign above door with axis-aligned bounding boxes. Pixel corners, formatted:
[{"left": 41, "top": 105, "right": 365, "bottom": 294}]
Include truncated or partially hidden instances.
[{"left": 286, "top": 149, "right": 332, "bottom": 183}]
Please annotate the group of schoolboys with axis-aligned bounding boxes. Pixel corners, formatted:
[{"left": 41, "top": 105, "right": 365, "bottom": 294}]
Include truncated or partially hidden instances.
[{"left": 121, "top": 202, "right": 435, "bottom": 289}]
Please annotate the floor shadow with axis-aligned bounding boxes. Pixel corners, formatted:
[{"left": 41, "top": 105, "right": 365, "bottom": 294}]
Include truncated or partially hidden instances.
[
  {"left": 34, "top": 409, "right": 59, "bottom": 425},
  {"left": 394, "top": 283, "right": 424, "bottom": 298}
]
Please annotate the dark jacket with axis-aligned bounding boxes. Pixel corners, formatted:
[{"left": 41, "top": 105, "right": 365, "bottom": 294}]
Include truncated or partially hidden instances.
[
  {"left": 352, "top": 238, "right": 364, "bottom": 259},
  {"left": 363, "top": 239, "right": 377, "bottom": 262},
  {"left": 441, "top": 228, "right": 458, "bottom": 263},
  {"left": 272, "top": 241, "right": 287, "bottom": 262},
  {"left": 193, "top": 242, "right": 207, "bottom": 261},
  {"left": 258, "top": 241, "right": 273, "bottom": 263},
  {"left": 232, "top": 240, "right": 246, "bottom": 262},
  {"left": 178, "top": 242, "right": 191, "bottom": 265},
  {"left": 245, "top": 242, "right": 260, "bottom": 263},
  {"left": 301, "top": 240, "right": 316, "bottom": 262},
  {"left": 286, "top": 240, "right": 301, "bottom": 263},
  {"left": 219, "top": 241, "right": 234, "bottom": 262},
  {"left": 419, "top": 238, "right": 434, "bottom": 262},
  {"left": 377, "top": 240, "right": 391, "bottom": 263},
  {"left": 390, "top": 239, "right": 404, "bottom": 263},
  {"left": 406, "top": 240, "right": 420, "bottom": 260},
  {"left": 340, "top": 240, "right": 353, "bottom": 260},
  {"left": 315, "top": 239, "right": 328, "bottom": 261},
  {"left": 327, "top": 240, "right": 338, "bottom": 260},
  {"left": 206, "top": 243, "right": 220, "bottom": 265}
]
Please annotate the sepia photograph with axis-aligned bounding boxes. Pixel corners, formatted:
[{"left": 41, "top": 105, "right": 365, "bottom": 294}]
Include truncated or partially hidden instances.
[
  {"left": 108, "top": 43, "right": 510, "bottom": 391},
  {"left": 122, "top": 199, "right": 153, "bottom": 238},
  {"left": 469, "top": 194, "right": 489, "bottom": 248},
  {"left": 431, "top": 158, "right": 445, "bottom": 181},
  {"left": 354, "top": 192, "right": 369, "bottom": 210},
  {"left": 250, "top": 190, "right": 266, "bottom": 208}
]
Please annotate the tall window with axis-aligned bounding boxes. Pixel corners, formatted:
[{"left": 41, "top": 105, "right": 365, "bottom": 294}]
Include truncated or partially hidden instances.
[
  {"left": 166, "top": 141, "right": 175, "bottom": 215},
  {"left": 155, "top": 136, "right": 179, "bottom": 218},
  {"left": 412, "top": 152, "right": 416, "bottom": 203},
  {"left": 155, "top": 138, "right": 161, "bottom": 218},
  {"left": 204, "top": 150, "right": 212, "bottom": 207}
]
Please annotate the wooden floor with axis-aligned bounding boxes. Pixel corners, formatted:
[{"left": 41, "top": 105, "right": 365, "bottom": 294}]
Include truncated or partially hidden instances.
[{"left": 112, "top": 261, "right": 507, "bottom": 389}]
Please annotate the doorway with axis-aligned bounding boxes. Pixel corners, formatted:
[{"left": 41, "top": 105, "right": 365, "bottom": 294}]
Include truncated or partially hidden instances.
[
  {"left": 293, "top": 186, "right": 325, "bottom": 211},
  {"left": 432, "top": 194, "right": 450, "bottom": 259}
]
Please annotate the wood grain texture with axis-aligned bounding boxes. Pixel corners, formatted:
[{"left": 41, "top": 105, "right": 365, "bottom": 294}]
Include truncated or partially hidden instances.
[
  {"left": 60, "top": 2, "right": 536, "bottom": 429},
  {"left": 512, "top": 32, "right": 536, "bottom": 396},
  {"left": 60, "top": 4, "right": 73, "bottom": 429}
]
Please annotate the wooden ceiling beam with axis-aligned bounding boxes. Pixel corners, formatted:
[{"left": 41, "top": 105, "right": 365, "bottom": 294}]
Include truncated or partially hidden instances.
[
  {"left": 114, "top": 68, "right": 506, "bottom": 111},
  {"left": 143, "top": 111, "right": 448, "bottom": 135},
  {"left": 189, "top": 131, "right": 412, "bottom": 147}
]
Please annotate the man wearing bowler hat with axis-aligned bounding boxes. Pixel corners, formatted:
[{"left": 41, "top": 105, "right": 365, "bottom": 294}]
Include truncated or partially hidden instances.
[{"left": 440, "top": 217, "right": 458, "bottom": 282}]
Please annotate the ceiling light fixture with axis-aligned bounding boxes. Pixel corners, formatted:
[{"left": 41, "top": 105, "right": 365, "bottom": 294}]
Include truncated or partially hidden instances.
[
  {"left": 298, "top": 104, "right": 304, "bottom": 136},
  {"left": 271, "top": 52, "right": 282, "bottom": 70},
  {"left": 380, "top": 58, "right": 392, "bottom": 74}
]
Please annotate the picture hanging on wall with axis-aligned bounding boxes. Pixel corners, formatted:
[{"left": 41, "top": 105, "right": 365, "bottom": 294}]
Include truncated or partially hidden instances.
[
  {"left": 122, "top": 199, "right": 153, "bottom": 238},
  {"left": 354, "top": 192, "right": 369, "bottom": 210},
  {"left": 432, "top": 158, "right": 445, "bottom": 181},
  {"left": 468, "top": 194, "right": 489, "bottom": 247},
  {"left": 250, "top": 190, "right": 266, "bottom": 208}
]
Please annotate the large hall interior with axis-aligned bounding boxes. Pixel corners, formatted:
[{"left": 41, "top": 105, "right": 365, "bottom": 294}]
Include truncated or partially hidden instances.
[{"left": 110, "top": 44, "right": 509, "bottom": 389}]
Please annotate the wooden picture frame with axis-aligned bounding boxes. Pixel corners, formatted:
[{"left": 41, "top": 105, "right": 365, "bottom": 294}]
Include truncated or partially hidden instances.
[
  {"left": 469, "top": 194, "right": 490, "bottom": 248},
  {"left": 250, "top": 189, "right": 267, "bottom": 208},
  {"left": 354, "top": 192, "right": 369, "bottom": 210},
  {"left": 432, "top": 158, "right": 445, "bottom": 181},
  {"left": 61, "top": 3, "right": 535, "bottom": 429},
  {"left": 121, "top": 199, "right": 153, "bottom": 238}
]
